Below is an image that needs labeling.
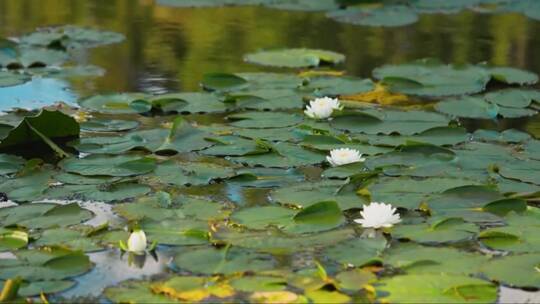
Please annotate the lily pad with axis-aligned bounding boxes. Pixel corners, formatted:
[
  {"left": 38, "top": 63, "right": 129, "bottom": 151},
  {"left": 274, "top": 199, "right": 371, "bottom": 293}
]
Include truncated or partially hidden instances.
[
  {"left": 325, "top": 237, "right": 387, "bottom": 266},
  {"left": 478, "top": 209, "right": 540, "bottom": 253},
  {"left": 0, "top": 110, "right": 79, "bottom": 156},
  {"left": 392, "top": 217, "right": 479, "bottom": 244},
  {"left": 244, "top": 48, "right": 345, "bottom": 68},
  {"left": 228, "top": 111, "right": 303, "bottom": 129},
  {"left": 78, "top": 93, "right": 149, "bottom": 114},
  {"left": 332, "top": 109, "right": 450, "bottom": 135},
  {"left": 481, "top": 254, "right": 540, "bottom": 288},
  {"left": 373, "top": 61, "right": 490, "bottom": 96},
  {"left": 271, "top": 180, "right": 365, "bottom": 210},
  {"left": 152, "top": 160, "right": 236, "bottom": 186},
  {"left": 377, "top": 274, "right": 497, "bottom": 303},
  {"left": 172, "top": 247, "right": 276, "bottom": 275},
  {"left": 60, "top": 155, "right": 156, "bottom": 177},
  {"left": 327, "top": 5, "right": 418, "bottom": 27},
  {"left": 18, "top": 25, "right": 125, "bottom": 49},
  {"left": 384, "top": 242, "right": 488, "bottom": 275},
  {"left": 80, "top": 119, "right": 139, "bottom": 132},
  {"left": 489, "top": 66, "right": 539, "bottom": 85}
]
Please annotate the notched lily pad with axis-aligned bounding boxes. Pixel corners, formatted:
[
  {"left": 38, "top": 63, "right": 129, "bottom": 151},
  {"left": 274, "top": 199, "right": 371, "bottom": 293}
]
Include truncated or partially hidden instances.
[{"left": 244, "top": 48, "right": 345, "bottom": 68}]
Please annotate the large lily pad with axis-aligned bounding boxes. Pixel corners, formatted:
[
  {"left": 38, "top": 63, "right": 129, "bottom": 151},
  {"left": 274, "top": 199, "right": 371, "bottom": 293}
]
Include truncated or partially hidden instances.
[
  {"left": 377, "top": 274, "right": 497, "bottom": 303},
  {"left": 325, "top": 237, "right": 387, "bottom": 266},
  {"left": 332, "top": 109, "right": 450, "bottom": 135},
  {"left": 244, "top": 48, "right": 345, "bottom": 68},
  {"left": 327, "top": 5, "right": 418, "bottom": 27},
  {"left": 172, "top": 247, "right": 276, "bottom": 275},
  {"left": 18, "top": 25, "right": 125, "bottom": 49},
  {"left": 481, "top": 254, "right": 540, "bottom": 288},
  {"left": 60, "top": 155, "right": 156, "bottom": 177},
  {"left": 0, "top": 110, "right": 79, "bottom": 155},
  {"left": 373, "top": 61, "right": 490, "bottom": 96}
]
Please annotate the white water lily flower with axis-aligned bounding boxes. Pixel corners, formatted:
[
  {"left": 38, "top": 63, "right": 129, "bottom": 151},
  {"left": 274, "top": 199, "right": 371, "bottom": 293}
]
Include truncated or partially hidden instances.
[
  {"left": 127, "top": 229, "right": 147, "bottom": 253},
  {"left": 326, "top": 148, "right": 365, "bottom": 166},
  {"left": 304, "top": 97, "right": 342, "bottom": 119},
  {"left": 354, "top": 202, "right": 401, "bottom": 229}
]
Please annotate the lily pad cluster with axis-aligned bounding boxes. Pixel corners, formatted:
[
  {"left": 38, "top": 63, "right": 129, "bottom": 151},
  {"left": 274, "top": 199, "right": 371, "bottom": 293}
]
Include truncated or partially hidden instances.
[
  {"left": 156, "top": 0, "right": 540, "bottom": 27},
  {"left": 1, "top": 43, "right": 540, "bottom": 303},
  {"left": 0, "top": 25, "right": 124, "bottom": 89}
]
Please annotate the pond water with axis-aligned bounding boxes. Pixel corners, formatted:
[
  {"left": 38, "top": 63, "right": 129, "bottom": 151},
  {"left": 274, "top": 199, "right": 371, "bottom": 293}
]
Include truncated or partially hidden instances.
[{"left": 1, "top": 0, "right": 540, "bottom": 303}]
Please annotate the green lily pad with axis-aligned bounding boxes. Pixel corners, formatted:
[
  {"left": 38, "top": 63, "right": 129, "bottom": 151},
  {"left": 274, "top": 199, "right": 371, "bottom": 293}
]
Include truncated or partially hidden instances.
[
  {"left": 60, "top": 154, "right": 156, "bottom": 177},
  {"left": 366, "top": 176, "right": 480, "bottom": 209},
  {"left": 435, "top": 96, "right": 537, "bottom": 119},
  {"left": 228, "top": 167, "right": 305, "bottom": 188},
  {"left": 34, "top": 228, "right": 101, "bottom": 252},
  {"left": 0, "top": 203, "right": 94, "bottom": 229},
  {"left": 172, "top": 247, "right": 275, "bottom": 275},
  {"left": 498, "top": 160, "right": 540, "bottom": 185},
  {"left": 473, "top": 129, "right": 531, "bottom": 143},
  {"left": 481, "top": 254, "right": 540, "bottom": 288},
  {"left": 226, "top": 88, "right": 305, "bottom": 111},
  {"left": 215, "top": 228, "right": 355, "bottom": 254},
  {"left": 478, "top": 208, "right": 540, "bottom": 253},
  {"left": 228, "top": 111, "right": 303, "bottom": 129},
  {"left": 19, "top": 25, "right": 124, "bottom": 49},
  {"left": 325, "top": 237, "right": 387, "bottom": 266},
  {"left": 489, "top": 66, "right": 539, "bottom": 85},
  {"left": 105, "top": 281, "right": 172, "bottom": 303},
  {"left": 202, "top": 72, "right": 248, "bottom": 91},
  {"left": 427, "top": 185, "right": 508, "bottom": 223},
  {"left": 392, "top": 217, "right": 479, "bottom": 244},
  {"left": 78, "top": 93, "right": 149, "bottom": 114},
  {"left": 231, "top": 205, "right": 296, "bottom": 230},
  {"left": 271, "top": 179, "right": 365, "bottom": 210},
  {"left": 149, "top": 92, "right": 227, "bottom": 114},
  {"left": 384, "top": 242, "right": 488, "bottom": 275},
  {"left": 46, "top": 181, "right": 151, "bottom": 202},
  {"left": 327, "top": 5, "right": 418, "bottom": 27},
  {"left": 230, "top": 141, "right": 325, "bottom": 168},
  {"left": 0, "top": 153, "right": 25, "bottom": 175},
  {"left": 1, "top": 247, "right": 93, "bottom": 281},
  {"left": 80, "top": 119, "right": 139, "bottom": 132},
  {"left": 244, "top": 48, "right": 345, "bottom": 68},
  {"left": 303, "top": 76, "right": 374, "bottom": 96},
  {"left": 230, "top": 275, "right": 286, "bottom": 292},
  {"left": 152, "top": 160, "right": 236, "bottom": 186},
  {"left": 0, "top": 164, "right": 52, "bottom": 201},
  {"left": 373, "top": 61, "right": 490, "bottom": 96},
  {"left": 264, "top": 0, "right": 339, "bottom": 11},
  {"left": 332, "top": 109, "right": 450, "bottom": 135},
  {"left": 19, "top": 280, "right": 76, "bottom": 297},
  {"left": 141, "top": 218, "right": 209, "bottom": 246},
  {"left": 377, "top": 274, "right": 497, "bottom": 303},
  {"left": 0, "top": 110, "right": 79, "bottom": 156},
  {"left": 0, "top": 228, "right": 28, "bottom": 251},
  {"left": 485, "top": 89, "right": 540, "bottom": 108}
]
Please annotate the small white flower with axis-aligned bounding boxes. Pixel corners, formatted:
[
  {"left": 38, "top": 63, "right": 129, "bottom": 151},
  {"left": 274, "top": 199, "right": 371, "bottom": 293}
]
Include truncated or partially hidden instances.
[
  {"left": 304, "top": 97, "right": 342, "bottom": 119},
  {"left": 127, "top": 229, "right": 147, "bottom": 253},
  {"left": 326, "top": 148, "right": 365, "bottom": 166},
  {"left": 354, "top": 202, "right": 401, "bottom": 229}
]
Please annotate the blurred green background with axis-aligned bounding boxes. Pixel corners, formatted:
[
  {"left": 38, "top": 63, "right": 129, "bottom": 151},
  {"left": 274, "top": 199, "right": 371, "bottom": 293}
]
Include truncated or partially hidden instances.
[{"left": 1, "top": 0, "right": 539, "bottom": 93}]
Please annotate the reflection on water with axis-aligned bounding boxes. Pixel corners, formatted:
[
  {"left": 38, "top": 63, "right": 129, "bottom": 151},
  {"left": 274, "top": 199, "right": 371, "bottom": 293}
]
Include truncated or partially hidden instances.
[
  {"left": 1, "top": 0, "right": 539, "bottom": 95},
  {"left": 0, "top": 77, "right": 76, "bottom": 112},
  {"left": 499, "top": 286, "right": 540, "bottom": 303},
  {"left": 61, "top": 248, "right": 175, "bottom": 298}
]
